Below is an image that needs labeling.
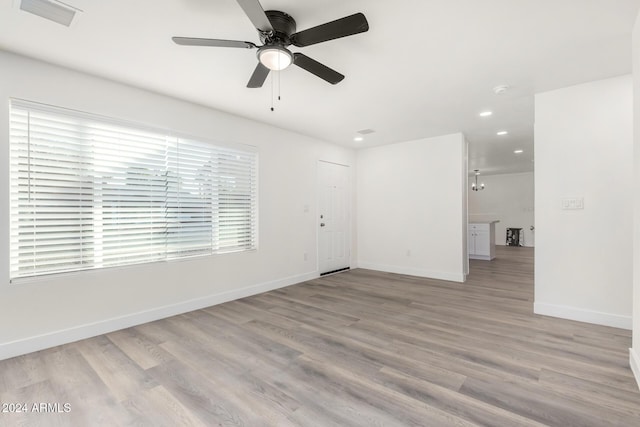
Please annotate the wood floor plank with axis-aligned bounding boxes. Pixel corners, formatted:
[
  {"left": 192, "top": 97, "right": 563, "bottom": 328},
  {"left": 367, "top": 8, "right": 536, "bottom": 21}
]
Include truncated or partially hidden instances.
[
  {"left": 292, "top": 354, "right": 477, "bottom": 427},
  {"left": 105, "top": 328, "right": 174, "bottom": 370},
  {"left": 145, "top": 359, "right": 264, "bottom": 426},
  {"left": 459, "top": 375, "right": 634, "bottom": 427},
  {"left": 1, "top": 246, "right": 639, "bottom": 426},
  {"left": 121, "top": 385, "right": 205, "bottom": 427},
  {"left": 375, "top": 366, "right": 547, "bottom": 427},
  {"left": 75, "top": 336, "right": 157, "bottom": 403},
  {"left": 268, "top": 358, "right": 407, "bottom": 427},
  {"left": 40, "top": 347, "right": 134, "bottom": 426}
]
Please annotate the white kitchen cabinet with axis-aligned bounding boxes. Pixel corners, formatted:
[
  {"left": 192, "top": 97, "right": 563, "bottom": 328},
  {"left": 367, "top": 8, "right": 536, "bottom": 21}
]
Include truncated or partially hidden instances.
[{"left": 468, "top": 221, "right": 498, "bottom": 260}]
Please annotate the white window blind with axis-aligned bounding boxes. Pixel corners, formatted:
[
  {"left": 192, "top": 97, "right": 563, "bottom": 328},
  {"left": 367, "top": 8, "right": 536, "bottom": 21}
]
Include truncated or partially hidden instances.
[{"left": 9, "top": 100, "right": 257, "bottom": 280}]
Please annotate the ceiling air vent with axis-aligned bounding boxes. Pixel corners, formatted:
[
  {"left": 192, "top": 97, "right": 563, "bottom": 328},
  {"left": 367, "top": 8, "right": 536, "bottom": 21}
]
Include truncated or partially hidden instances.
[{"left": 20, "top": 0, "right": 78, "bottom": 27}]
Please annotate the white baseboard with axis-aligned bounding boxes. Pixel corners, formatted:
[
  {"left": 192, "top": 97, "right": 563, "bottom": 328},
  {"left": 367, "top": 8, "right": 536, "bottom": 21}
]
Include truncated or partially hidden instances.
[
  {"left": 534, "top": 302, "right": 632, "bottom": 330},
  {"left": 357, "top": 261, "right": 465, "bottom": 283},
  {"left": 0, "top": 271, "right": 319, "bottom": 361},
  {"left": 469, "top": 254, "right": 494, "bottom": 261},
  {"left": 630, "top": 348, "right": 640, "bottom": 391}
]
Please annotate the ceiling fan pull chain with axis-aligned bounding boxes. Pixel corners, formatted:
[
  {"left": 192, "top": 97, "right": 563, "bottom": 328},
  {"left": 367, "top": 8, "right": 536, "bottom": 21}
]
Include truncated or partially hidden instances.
[
  {"left": 276, "top": 54, "right": 281, "bottom": 101},
  {"left": 270, "top": 71, "right": 275, "bottom": 111}
]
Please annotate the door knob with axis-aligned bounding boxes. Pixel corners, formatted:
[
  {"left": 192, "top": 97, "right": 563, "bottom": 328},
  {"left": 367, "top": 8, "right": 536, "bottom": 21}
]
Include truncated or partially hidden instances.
[{"left": 320, "top": 223, "right": 325, "bottom": 227}]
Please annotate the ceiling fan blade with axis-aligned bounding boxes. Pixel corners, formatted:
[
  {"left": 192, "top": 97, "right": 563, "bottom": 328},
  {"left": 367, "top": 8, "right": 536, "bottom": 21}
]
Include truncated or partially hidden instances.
[
  {"left": 236, "top": 0, "right": 274, "bottom": 33},
  {"left": 172, "top": 37, "right": 257, "bottom": 49},
  {"left": 293, "top": 53, "right": 344, "bottom": 85},
  {"left": 247, "top": 62, "right": 270, "bottom": 88},
  {"left": 291, "top": 13, "right": 369, "bottom": 47}
]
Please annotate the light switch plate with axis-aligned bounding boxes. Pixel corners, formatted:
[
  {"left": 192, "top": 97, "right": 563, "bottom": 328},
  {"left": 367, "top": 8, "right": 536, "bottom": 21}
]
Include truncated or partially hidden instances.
[{"left": 561, "top": 197, "right": 584, "bottom": 210}]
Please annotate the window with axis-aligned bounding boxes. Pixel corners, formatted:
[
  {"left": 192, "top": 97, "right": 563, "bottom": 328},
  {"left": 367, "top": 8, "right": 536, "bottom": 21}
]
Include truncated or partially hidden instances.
[{"left": 9, "top": 100, "right": 257, "bottom": 280}]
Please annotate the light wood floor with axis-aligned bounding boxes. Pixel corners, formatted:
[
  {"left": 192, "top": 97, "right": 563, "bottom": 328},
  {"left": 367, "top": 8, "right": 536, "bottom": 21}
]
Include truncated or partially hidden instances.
[{"left": 1, "top": 246, "right": 639, "bottom": 426}]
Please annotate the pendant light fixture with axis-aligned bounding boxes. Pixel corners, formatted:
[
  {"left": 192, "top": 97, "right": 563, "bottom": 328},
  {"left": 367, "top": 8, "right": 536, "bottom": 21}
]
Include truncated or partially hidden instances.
[{"left": 471, "top": 169, "right": 485, "bottom": 191}]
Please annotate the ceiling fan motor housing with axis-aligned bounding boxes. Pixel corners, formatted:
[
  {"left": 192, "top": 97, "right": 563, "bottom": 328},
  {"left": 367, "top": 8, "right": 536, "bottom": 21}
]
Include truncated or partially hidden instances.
[{"left": 262, "top": 10, "right": 296, "bottom": 45}]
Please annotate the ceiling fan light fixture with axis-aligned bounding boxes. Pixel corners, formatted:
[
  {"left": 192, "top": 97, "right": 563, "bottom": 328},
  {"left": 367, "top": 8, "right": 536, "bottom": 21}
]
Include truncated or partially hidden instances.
[{"left": 258, "top": 46, "right": 293, "bottom": 71}]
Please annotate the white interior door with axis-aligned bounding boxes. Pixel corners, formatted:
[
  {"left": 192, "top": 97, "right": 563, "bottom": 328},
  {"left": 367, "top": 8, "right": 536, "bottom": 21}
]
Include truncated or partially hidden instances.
[{"left": 318, "top": 161, "right": 350, "bottom": 275}]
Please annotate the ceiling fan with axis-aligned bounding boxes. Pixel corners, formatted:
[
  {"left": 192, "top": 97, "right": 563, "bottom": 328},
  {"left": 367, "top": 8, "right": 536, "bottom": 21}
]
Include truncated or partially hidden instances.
[{"left": 172, "top": 0, "right": 369, "bottom": 88}]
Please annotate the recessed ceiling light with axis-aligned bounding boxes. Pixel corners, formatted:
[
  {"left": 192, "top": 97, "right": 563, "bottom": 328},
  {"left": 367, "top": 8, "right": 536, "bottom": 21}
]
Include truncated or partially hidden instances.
[
  {"left": 479, "top": 111, "right": 493, "bottom": 117},
  {"left": 514, "top": 149, "right": 524, "bottom": 154},
  {"left": 497, "top": 131, "right": 508, "bottom": 136},
  {"left": 354, "top": 136, "right": 364, "bottom": 142}
]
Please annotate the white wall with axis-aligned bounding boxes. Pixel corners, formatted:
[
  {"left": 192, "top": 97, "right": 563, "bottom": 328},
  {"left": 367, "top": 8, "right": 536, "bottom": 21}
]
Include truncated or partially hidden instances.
[
  {"left": 356, "top": 134, "right": 468, "bottom": 282},
  {"left": 0, "top": 50, "right": 356, "bottom": 360},
  {"left": 469, "top": 172, "right": 535, "bottom": 247},
  {"left": 534, "top": 75, "right": 633, "bottom": 329},
  {"left": 631, "top": 10, "right": 640, "bottom": 389}
]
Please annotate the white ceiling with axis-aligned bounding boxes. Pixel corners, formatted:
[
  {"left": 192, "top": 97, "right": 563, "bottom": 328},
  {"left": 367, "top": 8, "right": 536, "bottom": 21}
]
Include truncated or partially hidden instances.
[{"left": 1, "top": 0, "right": 639, "bottom": 175}]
